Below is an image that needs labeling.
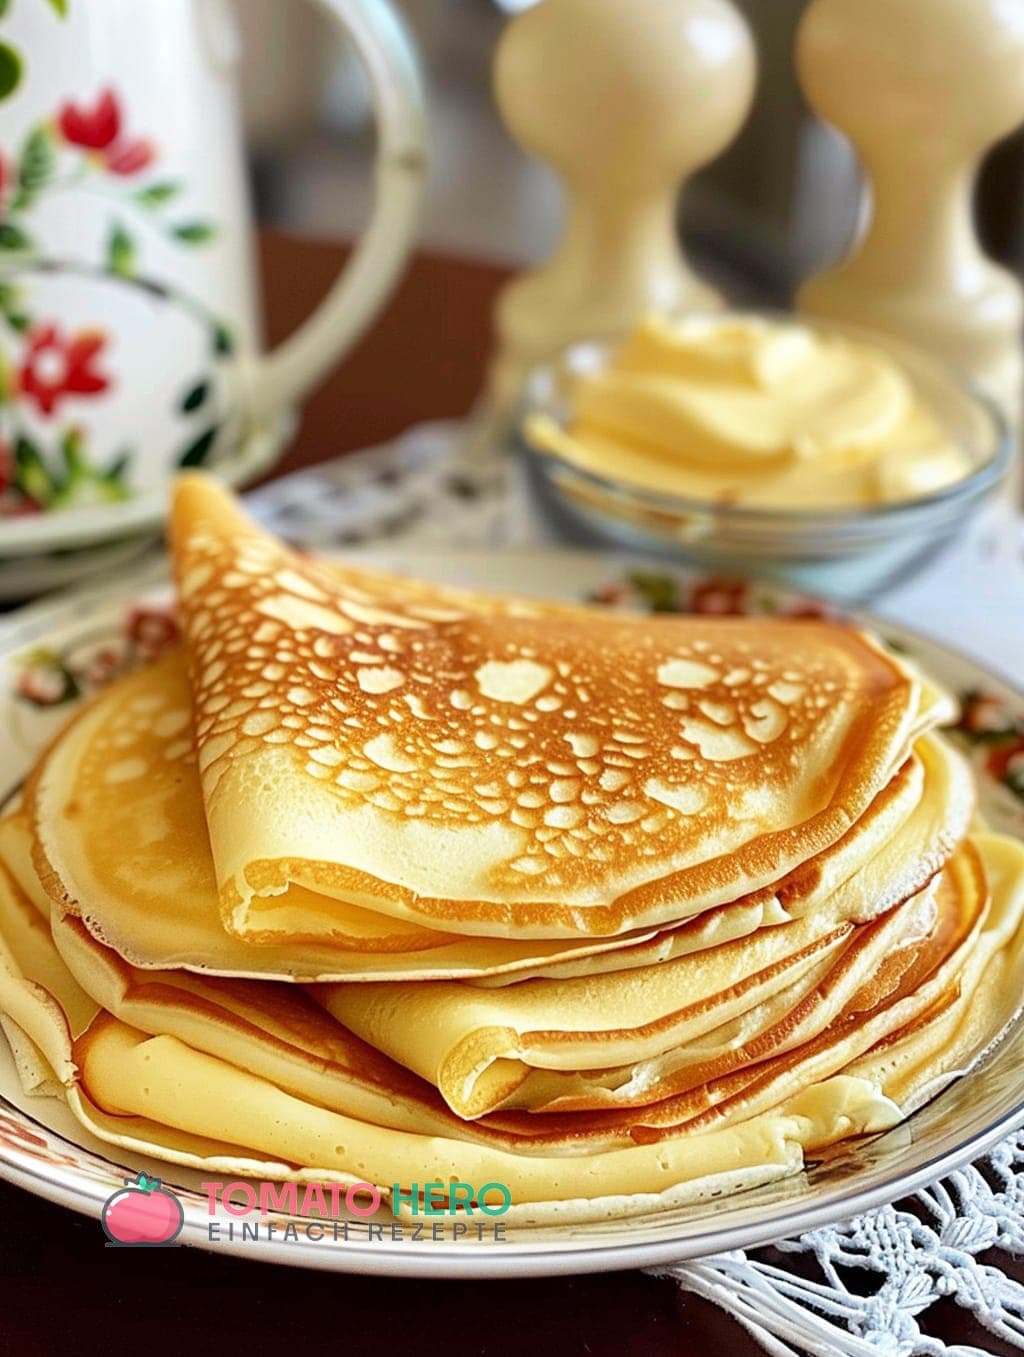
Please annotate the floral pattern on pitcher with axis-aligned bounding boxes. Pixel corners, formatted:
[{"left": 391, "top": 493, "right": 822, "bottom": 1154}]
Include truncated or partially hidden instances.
[{"left": 0, "top": 84, "right": 231, "bottom": 517}]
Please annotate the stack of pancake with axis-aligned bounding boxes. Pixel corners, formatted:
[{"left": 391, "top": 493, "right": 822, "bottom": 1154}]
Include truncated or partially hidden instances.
[{"left": 2, "top": 475, "right": 1023, "bottom": 1222}]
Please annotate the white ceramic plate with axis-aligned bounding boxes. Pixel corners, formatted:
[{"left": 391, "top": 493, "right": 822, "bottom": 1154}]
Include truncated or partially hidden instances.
[{"left": 1, "top": 549, "right": 1023, "bottom": 1278}]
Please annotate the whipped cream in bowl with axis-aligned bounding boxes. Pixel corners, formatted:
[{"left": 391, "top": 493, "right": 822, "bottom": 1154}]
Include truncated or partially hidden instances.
[{"left": 519, "top": 313, "right": 1011, "bottom": 601}]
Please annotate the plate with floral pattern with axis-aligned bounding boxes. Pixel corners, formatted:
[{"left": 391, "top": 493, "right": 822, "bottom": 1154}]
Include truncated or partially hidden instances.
[{"left": 0, "top": 549, "right": 1022, "bottom": 1278}]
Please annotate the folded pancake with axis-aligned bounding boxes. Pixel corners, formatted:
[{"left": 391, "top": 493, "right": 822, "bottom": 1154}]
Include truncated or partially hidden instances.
[
  {"left": 28, "top": 650, "right": 969, "bottom": 981},
  {"left": 845, "top": 833, "right": 1024, "bottom": 1112},
  {"left": 76, "top": 1018, "right": 900, "bottom": 1221},
  {"left": 0, "top": 866, "right": 384, "bottom": 1184},
  {"left": 0, "top": 812, "right": 49, "bottom": 917},
  {"left": 0, "top": 846, "right": 903, "bottom": 1220},
  {"left": 19, "top": 854, "right": 894, "bottom": 1158},
  {"left": 480, "top": 837, "right": 1011, "bottom": 1149},
  {"left": 169, "top": 475, "right": 954, "bottom": 943},
  {"left": 0, "top": 859, "right": 96, "bottom": 1071},
  {"left": 318, "top": 881, "right": 939, "bottom": 1119},
  {"left": 484, "top": 734, "right": 970, "bottom": 985},
  {"left": 0, "top": 845, "right": 537, "bottom": 1149},
  {"left": 3, "top": 832, "right": 1023, "bottom": 1218},
  {"left": 23, "top": 656, "right": 675, "bottom": 982},
  {"left": 15, "top": 827, "right": 987, "bottom": 1158}
]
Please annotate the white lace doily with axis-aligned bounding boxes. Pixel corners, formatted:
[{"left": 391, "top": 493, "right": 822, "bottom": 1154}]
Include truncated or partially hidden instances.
[
  {"left": 654, "top": 1135, "right": 1024, "bottom": 1357},
  {"left": 247, "top": 419, "right": 1024, "bottom": 1357}
]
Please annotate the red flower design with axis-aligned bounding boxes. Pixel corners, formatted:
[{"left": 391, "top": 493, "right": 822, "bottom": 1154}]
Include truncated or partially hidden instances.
[
  {"left": 783, "top": 601, "right": 833, "bottom": 621},
  {"left": 0, "top": 1114, "right": 78, "bottom": 1168},
  {"left": 987, "top": 738, "right": 1024, "bottom": 785},
  {"left": 126, "top": 604, "right": 179, "bottom": 658},
  {"left": 85, "top": 647, "right": 125, "bottom": 688},
  {"left": 962, "top": 692, "right": 1016, "bottom": 738},
  {"left": 58, "top": 89, "right": 121, "bottom": 150},
  {"left": 19, "top": 324, "right": 111, "bottom": 418},
  {"left": 15, "top": 664, "right": 72, "bottom": 706},
  {"left": 589, "top": 583, "right": 628, "bottom": 607},
  {"left": 57, "top": 88, "right": 155, "bottom": 177},
  {"left": 105, "top": 138, "right": 154, "bottom": 177},
  {"left": 689, "top": 578, "right": 749, "bottom": 616}
]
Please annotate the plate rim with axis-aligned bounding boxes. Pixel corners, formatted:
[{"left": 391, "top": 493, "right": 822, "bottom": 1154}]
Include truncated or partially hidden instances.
[{"left": 3, "top": 1074, "right": 1024, "bottom": 1277}]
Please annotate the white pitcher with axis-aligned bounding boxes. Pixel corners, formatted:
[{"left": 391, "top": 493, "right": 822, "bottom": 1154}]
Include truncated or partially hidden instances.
[{"left": 0, "top": 0, "right": 426, "bottom": 516}]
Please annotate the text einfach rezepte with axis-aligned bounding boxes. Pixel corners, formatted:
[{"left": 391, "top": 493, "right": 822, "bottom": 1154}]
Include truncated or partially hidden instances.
[{"left": 1, "top": 476, "right": 1023, "bottom": 1222}]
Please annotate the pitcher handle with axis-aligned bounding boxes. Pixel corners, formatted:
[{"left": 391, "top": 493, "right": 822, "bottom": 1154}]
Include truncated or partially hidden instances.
[{"left": 242, "top": 0, "right": 427, "bottom": 425}]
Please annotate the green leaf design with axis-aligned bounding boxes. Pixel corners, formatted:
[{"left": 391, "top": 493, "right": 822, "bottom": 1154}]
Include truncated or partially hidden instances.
[
  {"left": 0, "top": 2, "right": 12, "bottom": 20},
  {"left": 179, "top": 379, "right": 209, "bottom": 413},
  {"left": 44, "top": 0, "right": 69, "bottom": 16},
  {"left": 18, "top": 125, "right": 55, "bottom": 194},
  {"left": 14, "top": 435, "right": 54, "bottom": 504},
  {"left": 627, "top": 571, "right": 681, "bottom": 614},
  {"left": 212, "top": 322, "right": 234, "bottom": 357},
  {"left": 47, "top": 432, "right": 133, "bottom": 510},
  {"left": 13, "top": 649, "right": 80, "bottom": 707},
  {"left": 178, "top": 424, "right": 219, "bottom": 468},
  {"left": 59, "top": 427, "right": 85, "bottom": 476},
  {"left": 106, "top": 221, "right": 136, "bottom": 278},
  {"left": 0, "top": 41, "right": 22, "bottom": 101},
  {"left": 0, "top": 221, "right": 33, "bottom": 252},
  {"left": 0, "top": 281, "right": 28, "bottom": 332},
  {"left": 15, "top": 646, "right": 61, "bottom": 670},
  {"left": 134, "top": 181, "right": 181, "bottom": 209},
  {"left": 171, "top": 221, "right": 216, "bottom": 245},
  {"left": 104, "top": 449, "right": 131, "bottom": 482}
]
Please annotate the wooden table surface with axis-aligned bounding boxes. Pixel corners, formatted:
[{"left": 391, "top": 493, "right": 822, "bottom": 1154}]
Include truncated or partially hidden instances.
[{"left": 0, "top": 231, "right": 1018, "bottom": 1357}]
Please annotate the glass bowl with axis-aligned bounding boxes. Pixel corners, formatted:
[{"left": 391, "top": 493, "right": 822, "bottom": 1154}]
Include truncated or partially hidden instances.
[{"left": 516, "top": 319, "right": 1014, "bottom": 602}]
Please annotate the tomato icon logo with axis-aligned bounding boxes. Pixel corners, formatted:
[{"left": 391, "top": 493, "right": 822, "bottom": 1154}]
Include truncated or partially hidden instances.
[{"left": 101, "top": 1172, "right": 184, "bottom": 1247}]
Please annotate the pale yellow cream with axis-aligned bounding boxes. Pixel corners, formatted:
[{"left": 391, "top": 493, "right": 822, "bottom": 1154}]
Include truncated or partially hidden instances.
[{"left": 527, "top": 315, "right": 972, "bottom": 509}]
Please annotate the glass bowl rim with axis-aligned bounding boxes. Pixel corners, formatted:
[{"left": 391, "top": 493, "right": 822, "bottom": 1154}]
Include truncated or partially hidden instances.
[{"left": 517, "top": 316, "right": 1015, "bottom": 532}]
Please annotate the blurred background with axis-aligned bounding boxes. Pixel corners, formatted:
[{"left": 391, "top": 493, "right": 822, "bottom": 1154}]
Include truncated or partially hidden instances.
[{"left": 240, "top": 0, "right": 1024, "bottom": 303}]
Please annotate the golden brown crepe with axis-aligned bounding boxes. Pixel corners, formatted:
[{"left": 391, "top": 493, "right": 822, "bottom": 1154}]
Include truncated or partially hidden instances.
[
  {"left": 2, "top": 832, "right": 1023, "bottom": 1221},
  {"left": 15, "top": 848, "right": 894, "bottom": 1155},
  {"left": 505, "top": 840, "right": 995, "bottom": 1146},
  {"left": 28, "top": 649, "right": 970, "bottom": 982},
  {"left": 168, "top": 475, "right": 954, "bottom": 943},
  {"left": 845, "top": 834, "right": 1024, "bottom": 1112},
  {"left": 23, "top": 654, "right": 680, "bottom": 982},
  {"left": 317, "top": 881, "right": 938, "bottom": 1119},
  {"left": 0, "top": 843, "right": 901, "bottom": 1218},
  {"left": 5, "top": 823, "right": 995, "bottom": 1154},
  {"left": 2, "top": 474, "right": 1020, "bottom": 1224},
  {"left": 74, "top": 1019, "right": 897, "bottom": 1221}
]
